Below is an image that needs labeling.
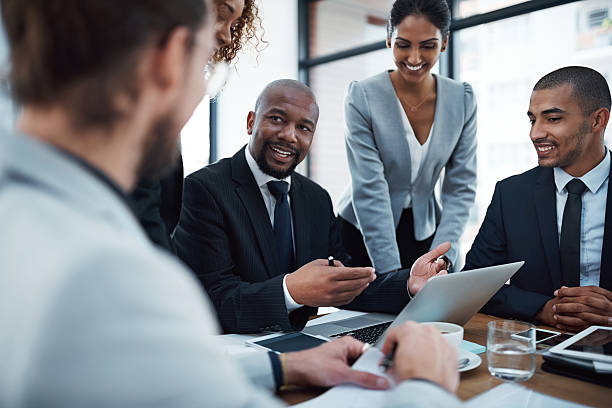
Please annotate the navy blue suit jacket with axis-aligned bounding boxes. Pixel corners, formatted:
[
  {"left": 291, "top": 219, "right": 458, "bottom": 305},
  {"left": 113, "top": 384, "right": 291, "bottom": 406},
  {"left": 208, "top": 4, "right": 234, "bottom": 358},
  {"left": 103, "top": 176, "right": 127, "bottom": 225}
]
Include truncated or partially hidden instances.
[
  {"left": 173, "top": 147, "right": 410, "bottom": 333},
  {"left": 465, "top": 160, "right": 612, "bottom": 321}
]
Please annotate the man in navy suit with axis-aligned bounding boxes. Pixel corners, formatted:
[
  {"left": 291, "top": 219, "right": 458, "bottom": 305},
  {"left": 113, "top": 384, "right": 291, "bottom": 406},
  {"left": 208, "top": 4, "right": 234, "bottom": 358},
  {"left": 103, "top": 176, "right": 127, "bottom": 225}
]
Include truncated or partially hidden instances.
[
  {"left": 174, "top": 79, "right": 450, "bottom": 333},
  {"left": 466, "top": 66, "right": 612, "bottom": 332}
]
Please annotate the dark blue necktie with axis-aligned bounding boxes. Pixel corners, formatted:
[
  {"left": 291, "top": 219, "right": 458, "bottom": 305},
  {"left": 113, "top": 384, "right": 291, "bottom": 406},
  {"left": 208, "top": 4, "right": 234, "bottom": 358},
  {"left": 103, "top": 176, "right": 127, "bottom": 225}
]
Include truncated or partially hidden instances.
[
  {"left": 267, "top": 181, "right": 294, "bottom": 274},
  {"left": 560, "top": 178, "right": 587, "bottom": 287}
]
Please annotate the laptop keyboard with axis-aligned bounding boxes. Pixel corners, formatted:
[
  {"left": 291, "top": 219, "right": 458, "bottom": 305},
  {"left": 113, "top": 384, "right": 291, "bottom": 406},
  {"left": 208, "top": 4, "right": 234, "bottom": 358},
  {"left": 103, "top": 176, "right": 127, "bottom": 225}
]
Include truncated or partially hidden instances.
[{"left": 329, "top": 322, "right": 392, "bottom": 345}]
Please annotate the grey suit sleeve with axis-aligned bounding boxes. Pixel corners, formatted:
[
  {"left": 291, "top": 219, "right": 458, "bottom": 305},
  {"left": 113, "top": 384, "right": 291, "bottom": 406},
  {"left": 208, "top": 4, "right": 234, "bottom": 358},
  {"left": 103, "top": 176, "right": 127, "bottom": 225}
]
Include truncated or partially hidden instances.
[
  {"left": 345, "top": 80, "right": 403, "bottom": 273},
  {"left": 24, "top": 246, "right": 283, "bottom": 408},
  {"left": 234, "top": 352, "right": 277, "bottom": 390},
  {"left": 430, "top": 83, "right": 478, "bottom": 266}
]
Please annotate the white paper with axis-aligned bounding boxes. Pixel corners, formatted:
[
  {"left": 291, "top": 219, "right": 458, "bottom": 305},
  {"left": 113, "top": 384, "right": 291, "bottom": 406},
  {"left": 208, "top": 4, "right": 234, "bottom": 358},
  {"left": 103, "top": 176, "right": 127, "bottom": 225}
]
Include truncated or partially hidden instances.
[
  {"left": 305, "top": 309, "right": 367, "bottom": 327},
  {"left": 294, "top": 347, "right": 392, "bottom": 408},
  {"left": 593, "top": 361, "right": 612, "bottom": 373},
  {"left": 217, "top": 333, "right": 263, "bottom": 357},
  {"left": 465, "top": 383, "right": 590, "bottom": 408}
]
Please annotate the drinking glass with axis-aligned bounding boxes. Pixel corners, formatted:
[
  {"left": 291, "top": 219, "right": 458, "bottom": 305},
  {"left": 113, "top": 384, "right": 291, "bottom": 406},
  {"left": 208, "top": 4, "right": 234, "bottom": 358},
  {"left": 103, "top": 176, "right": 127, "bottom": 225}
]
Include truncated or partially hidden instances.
[{"left": 487, "top": 320, "right": 536, "bottom": 381}]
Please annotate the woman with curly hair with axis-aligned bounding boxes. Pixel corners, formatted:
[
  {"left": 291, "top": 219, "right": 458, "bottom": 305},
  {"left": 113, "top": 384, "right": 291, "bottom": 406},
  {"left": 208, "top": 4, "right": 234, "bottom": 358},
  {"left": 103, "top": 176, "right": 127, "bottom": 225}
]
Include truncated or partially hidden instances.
[
  {"left": 212, "top": 0, "right": 263, "bottom": 64},
  {"left": 131, "top": 0, "right": 263, "bottom": 252}
]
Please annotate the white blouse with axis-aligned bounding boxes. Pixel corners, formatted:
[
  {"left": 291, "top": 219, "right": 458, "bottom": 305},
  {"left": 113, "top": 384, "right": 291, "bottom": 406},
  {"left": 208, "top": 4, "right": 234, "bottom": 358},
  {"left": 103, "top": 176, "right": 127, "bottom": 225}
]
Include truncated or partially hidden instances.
[{"left": 396, "top": 96, "right": 433, "bottom": 209}]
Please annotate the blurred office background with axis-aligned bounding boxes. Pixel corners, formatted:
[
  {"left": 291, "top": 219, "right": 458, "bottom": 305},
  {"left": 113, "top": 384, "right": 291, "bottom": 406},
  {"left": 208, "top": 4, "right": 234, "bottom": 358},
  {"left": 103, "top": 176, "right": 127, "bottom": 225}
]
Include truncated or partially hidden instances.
[{"left": 2, "top": 0, "right": 611, "bottom": 267}]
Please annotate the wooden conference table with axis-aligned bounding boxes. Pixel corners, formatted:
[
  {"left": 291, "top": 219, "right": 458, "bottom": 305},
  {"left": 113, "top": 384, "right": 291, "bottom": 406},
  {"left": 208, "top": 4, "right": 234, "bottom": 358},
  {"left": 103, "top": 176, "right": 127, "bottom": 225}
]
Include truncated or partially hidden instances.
[{"left": 278, "top": 313, "right": 611, "bottom": 407}]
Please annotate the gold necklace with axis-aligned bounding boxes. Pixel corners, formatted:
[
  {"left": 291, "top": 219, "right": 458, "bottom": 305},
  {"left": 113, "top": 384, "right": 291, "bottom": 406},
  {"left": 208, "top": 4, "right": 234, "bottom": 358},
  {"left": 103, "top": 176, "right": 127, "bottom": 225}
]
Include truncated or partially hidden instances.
[{"left": 400, "top": 92, "right": 430, "bottom": 112}]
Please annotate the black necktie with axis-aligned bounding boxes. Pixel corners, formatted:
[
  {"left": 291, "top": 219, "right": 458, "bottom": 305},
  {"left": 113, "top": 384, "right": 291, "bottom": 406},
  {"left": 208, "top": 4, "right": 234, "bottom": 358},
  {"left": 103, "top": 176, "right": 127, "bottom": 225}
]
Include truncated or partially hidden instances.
[
  {"left": 267, "top": 181, "right": 294, "bottom": 274},
  {"left": 559, "top": 178, "right": 587, "bottom": 287}
]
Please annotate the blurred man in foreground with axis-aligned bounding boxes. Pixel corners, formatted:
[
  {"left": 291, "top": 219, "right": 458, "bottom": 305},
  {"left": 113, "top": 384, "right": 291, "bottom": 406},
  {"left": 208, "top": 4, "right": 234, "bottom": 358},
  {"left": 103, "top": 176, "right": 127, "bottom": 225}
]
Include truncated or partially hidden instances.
[{"left": 0, "top": 0, "right": 460, "bottom": 406}]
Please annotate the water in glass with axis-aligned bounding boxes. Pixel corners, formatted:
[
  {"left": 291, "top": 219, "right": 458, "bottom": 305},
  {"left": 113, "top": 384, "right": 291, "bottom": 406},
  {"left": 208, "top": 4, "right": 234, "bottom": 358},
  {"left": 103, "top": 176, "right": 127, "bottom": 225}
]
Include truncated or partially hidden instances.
[
  {"left": 487, "top": 320, "right": 536, "bottom": 382},
  {"left": 487, "top": 342, "right": 536, "bottom": 381}
]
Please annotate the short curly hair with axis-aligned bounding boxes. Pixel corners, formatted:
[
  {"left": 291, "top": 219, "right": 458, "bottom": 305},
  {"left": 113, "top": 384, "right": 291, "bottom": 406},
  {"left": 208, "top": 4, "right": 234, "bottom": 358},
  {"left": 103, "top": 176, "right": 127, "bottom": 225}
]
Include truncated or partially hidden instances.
[{"left": 213, "top": 0, "right": 264, "bottom": 63}]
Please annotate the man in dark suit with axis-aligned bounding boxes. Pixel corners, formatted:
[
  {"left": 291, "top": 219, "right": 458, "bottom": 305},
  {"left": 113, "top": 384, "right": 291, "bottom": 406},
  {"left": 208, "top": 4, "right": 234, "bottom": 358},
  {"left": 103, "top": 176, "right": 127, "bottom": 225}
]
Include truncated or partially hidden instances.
[
  {"left": 174, "top": 79, "right": 450, "bottom": 333},
  {"left": 130, "top": 159, "right": 183, "bottom": 253},
  {"left": 466, "top": 66, "right": 612, "bottom": 332}
]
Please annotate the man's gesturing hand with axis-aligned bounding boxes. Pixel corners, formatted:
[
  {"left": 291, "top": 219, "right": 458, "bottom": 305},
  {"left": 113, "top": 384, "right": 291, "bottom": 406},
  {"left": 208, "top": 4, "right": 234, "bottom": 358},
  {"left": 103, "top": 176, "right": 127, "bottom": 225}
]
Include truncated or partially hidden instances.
[
  {"left": 407, "top": 242, "right": 451, "bottom": 296},
  {"left": 286, "top": 259, "right": 376, "bottom": 307}
]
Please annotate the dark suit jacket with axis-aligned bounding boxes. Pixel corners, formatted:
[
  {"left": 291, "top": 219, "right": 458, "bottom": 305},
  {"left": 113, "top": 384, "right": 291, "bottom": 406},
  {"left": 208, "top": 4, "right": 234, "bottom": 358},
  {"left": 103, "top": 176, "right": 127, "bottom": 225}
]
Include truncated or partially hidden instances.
[
  {"left": 464, "top": 161, "right": 612, "bottom": 321},
  {"left": 130, "top": 155, "right": 184, "bottom": 253},
  {"left": 173, "top": 147, "right": 410, "bottom": 333}
]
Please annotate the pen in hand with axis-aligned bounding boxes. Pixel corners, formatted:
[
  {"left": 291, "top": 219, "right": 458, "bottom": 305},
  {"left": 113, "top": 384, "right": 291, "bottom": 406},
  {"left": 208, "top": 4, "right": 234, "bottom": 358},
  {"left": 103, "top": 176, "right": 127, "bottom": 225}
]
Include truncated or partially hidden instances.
[
  {"left": 380, "top": 343, "right": 397, "bottom": 372},
  {"left": 328, "top": 256, "right": 335, "bottom": 267}
]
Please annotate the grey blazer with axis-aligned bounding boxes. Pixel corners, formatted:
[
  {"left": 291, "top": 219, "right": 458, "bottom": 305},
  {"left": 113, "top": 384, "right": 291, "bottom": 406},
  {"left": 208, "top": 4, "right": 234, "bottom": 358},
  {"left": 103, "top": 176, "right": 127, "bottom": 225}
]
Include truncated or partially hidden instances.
[
  {"left": 338, "top": 72, "right": 477, "bottom": 273},
  {"left": 0, "top": 132, "right": 460, "bottom": 407}
]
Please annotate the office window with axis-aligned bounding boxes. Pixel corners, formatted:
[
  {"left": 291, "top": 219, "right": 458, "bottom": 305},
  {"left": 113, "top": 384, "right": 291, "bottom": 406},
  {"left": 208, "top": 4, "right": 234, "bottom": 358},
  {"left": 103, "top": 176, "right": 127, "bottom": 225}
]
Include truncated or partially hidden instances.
[
  {"left": 181, "top": 97, "right": 211, "bottom": 176},
  {"left": 456, "top": 0, "right": 529, "bottom": 18},
  {"left": 309, "top": 49, "right": 391, "bottom": 203},
  {"left": 455, "top": 0, "right": 612, "bottom": 262},
  {"left": 309, "top": 0, "right": 392, "bottom": 58}
]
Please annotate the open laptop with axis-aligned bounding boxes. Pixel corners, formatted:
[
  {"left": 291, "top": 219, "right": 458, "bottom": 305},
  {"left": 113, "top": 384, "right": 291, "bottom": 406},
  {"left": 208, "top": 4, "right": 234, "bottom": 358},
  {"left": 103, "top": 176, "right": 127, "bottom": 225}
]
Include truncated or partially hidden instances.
[{"left": 303, "top": 261, "right": 524, "bottom": 346}]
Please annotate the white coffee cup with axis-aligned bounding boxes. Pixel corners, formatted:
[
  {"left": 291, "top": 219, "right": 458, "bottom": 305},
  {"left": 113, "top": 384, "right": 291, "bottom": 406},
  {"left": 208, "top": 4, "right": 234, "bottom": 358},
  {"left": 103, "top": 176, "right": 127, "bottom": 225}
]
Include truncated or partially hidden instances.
[{"left": 421, "top": 322, "right": 464, "bottom": 349}]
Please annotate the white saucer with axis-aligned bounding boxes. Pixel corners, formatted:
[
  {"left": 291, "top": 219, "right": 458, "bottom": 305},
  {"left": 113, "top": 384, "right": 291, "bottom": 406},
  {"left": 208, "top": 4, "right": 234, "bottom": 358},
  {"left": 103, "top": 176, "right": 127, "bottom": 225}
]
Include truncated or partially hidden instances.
[{"left": 458, "top": 349, "right": 482, "bottom": 372}]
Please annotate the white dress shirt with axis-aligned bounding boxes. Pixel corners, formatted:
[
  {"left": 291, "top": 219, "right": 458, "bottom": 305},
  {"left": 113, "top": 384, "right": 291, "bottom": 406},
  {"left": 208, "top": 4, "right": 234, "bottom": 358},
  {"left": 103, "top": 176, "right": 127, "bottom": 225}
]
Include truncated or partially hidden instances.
[
  {"left": 245, "top": 148, "right": 302, "bottom": 312},
  {"left": 396, "top": 97, "right": 433, "bottom": 209},
  {"left": 553, "top": 150, "right": 610, "bottom": 287}
]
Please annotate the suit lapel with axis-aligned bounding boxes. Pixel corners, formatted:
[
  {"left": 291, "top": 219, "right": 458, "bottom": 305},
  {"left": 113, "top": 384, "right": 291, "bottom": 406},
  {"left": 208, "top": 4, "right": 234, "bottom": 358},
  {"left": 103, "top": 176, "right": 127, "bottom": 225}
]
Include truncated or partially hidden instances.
[
  {"left": 381, "top": 72, "right": 412, "bottom": 182},
  {"left": 289, "top": 176, "right": 311, "bottom": 268},
  {"left": 534, "top": 167, "right": 562, "bottom": 290},
  {"left": 231, "top": 147, "right": 280, "bottom": 278},
  {"left": 599, "top": 151, "right": 612, "bottom": 290},
  {"left": 416, "top": 74, "right": 453, "bottom": 184}
]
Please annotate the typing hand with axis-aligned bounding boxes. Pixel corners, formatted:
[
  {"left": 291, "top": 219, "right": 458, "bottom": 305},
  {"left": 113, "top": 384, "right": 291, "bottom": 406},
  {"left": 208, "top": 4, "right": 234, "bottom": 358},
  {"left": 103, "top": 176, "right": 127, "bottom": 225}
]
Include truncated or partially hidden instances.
[
  {"left": 282, "top": 337, "right": 389, "bottom": 389},
  {"left": 285, "top": 259, "right": 376, "bottom": 307},
  {"left": 407, "top": 242, "right": 451, "bottom": 296},
  {"left": 552, "top": 286, "right": 612, "bottom": 332},
  {"left": 381, "top": 321, "right": 459, "bottom": 393}
]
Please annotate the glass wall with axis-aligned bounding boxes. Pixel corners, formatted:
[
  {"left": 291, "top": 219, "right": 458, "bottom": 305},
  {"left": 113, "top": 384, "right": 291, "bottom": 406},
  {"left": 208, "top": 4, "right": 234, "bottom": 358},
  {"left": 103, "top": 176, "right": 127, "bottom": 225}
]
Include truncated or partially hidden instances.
[
  {"left": 302, "top": 0, "right": 612, "bottom": 267},
  {"left": 309, "top": 0, "right": 392, "bottom": 57}
]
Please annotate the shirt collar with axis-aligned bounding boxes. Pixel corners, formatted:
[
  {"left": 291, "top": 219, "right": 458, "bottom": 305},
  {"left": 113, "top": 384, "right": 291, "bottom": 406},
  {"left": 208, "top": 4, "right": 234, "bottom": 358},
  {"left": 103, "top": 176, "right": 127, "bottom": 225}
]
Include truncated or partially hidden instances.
[
  {"left": 244, "top": 146, "right": 292, "bottom": 190},
  {"left": 553, "top": 148, "right": 610, "bottom": 194},
  {"left": 54, "top": 145, "right": 130, "bottom": 205}
]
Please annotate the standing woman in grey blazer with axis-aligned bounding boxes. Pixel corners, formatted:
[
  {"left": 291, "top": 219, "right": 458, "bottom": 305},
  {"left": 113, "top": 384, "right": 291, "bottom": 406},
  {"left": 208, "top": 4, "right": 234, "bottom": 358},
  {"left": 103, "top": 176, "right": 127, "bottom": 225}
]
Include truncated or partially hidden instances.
[{"left": 337, "top": 0, "right": 477, "bottom": 274}]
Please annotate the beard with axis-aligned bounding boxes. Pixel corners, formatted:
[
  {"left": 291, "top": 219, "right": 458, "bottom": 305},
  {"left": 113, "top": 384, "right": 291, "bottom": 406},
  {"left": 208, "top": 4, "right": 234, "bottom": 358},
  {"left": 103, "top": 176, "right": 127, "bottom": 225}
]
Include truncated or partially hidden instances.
[
  {"left": 255, "top": 141, "right": 301, "bottom": 179},
  {"left": 541, "top": 120, "right": 589, "bottom": 169},
  {"left": 136, "top": 114, "right": 181, "bottom": 182}
]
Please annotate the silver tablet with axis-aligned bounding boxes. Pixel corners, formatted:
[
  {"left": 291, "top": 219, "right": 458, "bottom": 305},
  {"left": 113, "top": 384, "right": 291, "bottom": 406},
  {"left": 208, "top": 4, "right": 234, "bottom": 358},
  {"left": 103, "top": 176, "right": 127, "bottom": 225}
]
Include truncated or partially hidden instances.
[{"left": 549, "top": 326, "right": 612, "bottom": 363}]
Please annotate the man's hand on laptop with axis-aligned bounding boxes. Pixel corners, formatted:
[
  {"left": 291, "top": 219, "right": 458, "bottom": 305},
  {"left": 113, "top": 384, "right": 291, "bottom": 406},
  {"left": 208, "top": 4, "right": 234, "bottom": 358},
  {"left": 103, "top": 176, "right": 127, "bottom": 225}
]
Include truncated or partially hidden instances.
[
  {"left": 286, "top": 259, "right": 376, "bottom": 307},
  {"left": 407, "top": 242, "right": 451, "bottom": 296},
  {"left": 381, "top": 321, "right": 459, "bottom": 392},
  {"left": 282, "top": 336, "right": 389, "bottom": 389}
]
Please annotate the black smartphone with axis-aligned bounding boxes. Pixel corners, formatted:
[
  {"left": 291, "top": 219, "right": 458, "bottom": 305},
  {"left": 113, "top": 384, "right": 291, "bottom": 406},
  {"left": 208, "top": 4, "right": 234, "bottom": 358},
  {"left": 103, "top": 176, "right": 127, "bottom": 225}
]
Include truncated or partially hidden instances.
[
  {"left": 247, "top": 332, "right": 329, "bottom": 353},
  {"left": 539, "top": 333, "right": 573, "bottom": 348}
]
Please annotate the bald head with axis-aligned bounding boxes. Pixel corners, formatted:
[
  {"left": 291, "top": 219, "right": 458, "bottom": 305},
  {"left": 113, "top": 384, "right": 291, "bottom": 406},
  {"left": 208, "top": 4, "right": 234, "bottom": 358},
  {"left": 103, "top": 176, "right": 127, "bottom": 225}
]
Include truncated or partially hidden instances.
[{"left": 254, "top": 79, "right": 319, "bottom": 119}]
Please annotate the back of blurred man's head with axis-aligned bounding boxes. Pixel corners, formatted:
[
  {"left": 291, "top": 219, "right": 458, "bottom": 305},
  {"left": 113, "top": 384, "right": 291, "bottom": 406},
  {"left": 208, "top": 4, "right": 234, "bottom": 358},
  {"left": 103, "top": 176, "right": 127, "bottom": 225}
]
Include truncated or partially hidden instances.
[{"left": 1, "top": 0, "right": 209, "bottom": 129}]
